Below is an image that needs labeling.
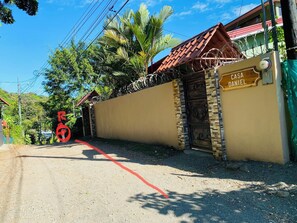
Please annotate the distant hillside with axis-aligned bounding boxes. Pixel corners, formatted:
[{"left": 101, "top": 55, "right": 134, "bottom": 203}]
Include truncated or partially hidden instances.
[
  {"left": 0, "top": 88, "right": 17, "bottom": 105},
  {"left": 0, "top": 87, "right": 49, "bottom": 145},
  {"left": 0, "top": 88, "right": 47, "bottom": 105}
]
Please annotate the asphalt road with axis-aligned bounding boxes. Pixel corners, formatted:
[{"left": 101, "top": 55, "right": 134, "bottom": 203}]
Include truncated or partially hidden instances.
[{"left": 0, "top": 141, "right": 296, "bottom": 223}]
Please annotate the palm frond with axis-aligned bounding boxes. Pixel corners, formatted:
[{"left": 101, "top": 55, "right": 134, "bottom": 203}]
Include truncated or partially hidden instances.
[
  {"left": 154, "top": 34, "right": 181, "bottom": 54},
  {"left": 158, "top": 5, "right": 173, "bottom": 22},
  {"left": 116, "top": 47, "right": 129, "bottom": 61},
  {"left": 134, "top": 4, "right": 150, "bottom": 29}
]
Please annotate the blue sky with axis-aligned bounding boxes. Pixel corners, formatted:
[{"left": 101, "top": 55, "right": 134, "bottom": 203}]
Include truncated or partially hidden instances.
[{"left": 0, "top": 0, "right": 260, "bottom": 94}]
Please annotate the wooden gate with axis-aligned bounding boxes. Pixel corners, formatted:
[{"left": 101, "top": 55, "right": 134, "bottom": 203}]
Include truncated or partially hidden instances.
[{"left": 184, "top": 72, "right": 212, "bottom": 150}]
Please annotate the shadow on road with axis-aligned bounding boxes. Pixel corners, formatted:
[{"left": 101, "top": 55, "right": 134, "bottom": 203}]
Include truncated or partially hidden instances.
[
  {"left": 17, "top": 138, "right": 297, "bottom": 222},
  {"left": 127, "top": 188, "right": 297, "bottom": 223},
  {"left": 33, "top": 141, "right": 78, "bottom": 150},
  {"left": 77, "top": 138, "right": 297, "bottom": 186},
  {"left": 26, "top": 138, "right": 297, "bottom": 186}
]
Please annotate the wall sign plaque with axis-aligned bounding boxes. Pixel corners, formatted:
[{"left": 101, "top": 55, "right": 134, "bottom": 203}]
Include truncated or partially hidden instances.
[{"left": 219, "top": 67, "right": 260, "bottom": 91}]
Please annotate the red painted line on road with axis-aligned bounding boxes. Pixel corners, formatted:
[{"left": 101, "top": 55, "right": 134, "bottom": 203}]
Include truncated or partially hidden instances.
[{"left": 75, "top": 139, "right": 169, "bottom": 199}]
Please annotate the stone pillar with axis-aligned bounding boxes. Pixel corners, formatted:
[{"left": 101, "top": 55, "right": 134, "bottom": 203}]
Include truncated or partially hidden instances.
[
  {"left": 89, "top": 103, "right": 97, "bottom": 138},
  {"left": 205, "top": 69, "right": 226, "bottom": 160},
  {"left": 172, "top": 79, "right": 190, "bottom": 150}
]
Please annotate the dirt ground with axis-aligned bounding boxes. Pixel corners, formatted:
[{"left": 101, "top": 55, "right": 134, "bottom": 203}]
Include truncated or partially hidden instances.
[{"left": 0, "top": 139, "right": 296, "bottom": 223}]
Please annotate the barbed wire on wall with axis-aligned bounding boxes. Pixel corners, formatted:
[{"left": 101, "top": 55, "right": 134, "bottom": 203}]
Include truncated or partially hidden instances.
[
  {"left": 92, "top": 40, "right": 249, "bottom": 103},
  {"left": 198, "top": 43, "right": 245, "bottom": 71},
  {"left": 91, "top": 69, "right": 182, "bottom": 103},
  {"left": 116, "top": 70, "right": 181, "bottom": 97}
]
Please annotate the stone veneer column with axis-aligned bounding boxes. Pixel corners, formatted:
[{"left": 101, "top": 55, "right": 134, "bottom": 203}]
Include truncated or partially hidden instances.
[
  {"left": 205, "top": 69, "right": 227, "bottom": 160},
  {"left": 89, "top": 103, "right": 97, "bottom": 138},
  {"left": 172, "top": 79, "right": 190, "bottom": 150}
]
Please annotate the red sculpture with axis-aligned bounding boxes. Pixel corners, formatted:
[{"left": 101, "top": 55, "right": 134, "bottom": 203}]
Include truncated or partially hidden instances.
[{"left": 56, "top": 111, "right": 71, "bottom": 143}]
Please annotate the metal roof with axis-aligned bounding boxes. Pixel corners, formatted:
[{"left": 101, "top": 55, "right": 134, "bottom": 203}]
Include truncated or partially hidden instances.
[
  {"left": 228, "top": 18, "right": 283, "bottom": 40},
  {"left": 224, "top": 0, "right": 281, "bottom": 31},
  {"left": 76, "top": 90, "right": 99, "bottom": 107}
]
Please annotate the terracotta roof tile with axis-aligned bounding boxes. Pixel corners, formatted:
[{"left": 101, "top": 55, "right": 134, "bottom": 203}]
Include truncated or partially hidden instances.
[{"left": 156, "top": 23, "right": 231, "bottom": 73}]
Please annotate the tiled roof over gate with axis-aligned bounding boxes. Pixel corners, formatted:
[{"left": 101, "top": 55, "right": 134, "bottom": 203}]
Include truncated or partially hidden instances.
[{"left": 156, "top": 23, "right": 236, "bottom": 73}]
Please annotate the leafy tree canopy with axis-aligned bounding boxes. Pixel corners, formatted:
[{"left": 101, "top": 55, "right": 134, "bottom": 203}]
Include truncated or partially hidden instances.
[
  {"left": 43, "top": 40, "right": 109, "bottom": 129},
  {"left": 0, "top": 0, "right": 38, "bottom": 24}
]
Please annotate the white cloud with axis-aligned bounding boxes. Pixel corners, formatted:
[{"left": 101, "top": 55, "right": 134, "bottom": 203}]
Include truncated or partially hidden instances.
[
  {"left": 141, "top": 0, "right": 173, "bottom": 7},
  {"left": 233, "top": 3, "right": 258, "bottom": 17},
  {"left": 169, "top": 10, "right": 193, "bottom": 21},
  {"left": 192, "top": 2, "right": 209, "bottom": 12},
  {"left": 79, "top": 0, "right": 93, "bottom": 7},
  {"left": 170, "top": 1, "right": 210, "bottom": 21},
  {"left": 142, "top": 0, "right": 158, "bottom": 7},
  {"left": 213, "top": 0, "right": 232, "bottom": 3},
  {"left": 45, "top": 0, "right": 93, "bottom": 6},
  {"left": 46, "top": 0, "right": 72, "bottom": 5},
  {"left": 178, "top": 10, "right": 193, "bottom": 16}
]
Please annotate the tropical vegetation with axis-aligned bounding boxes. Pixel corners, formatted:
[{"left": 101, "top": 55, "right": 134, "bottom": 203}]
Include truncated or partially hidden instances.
[
  {"left": 97, "top": 4, "right": 180, "bottom": 88},
  {"left": 0, "top": 88, "right": 50, "bottom": 144},
  {"left": 1, "top": 4, "right": 179, "bottom": 145},
  {"left": 43, "top": 4, "right": 179, "bottom": 132}
]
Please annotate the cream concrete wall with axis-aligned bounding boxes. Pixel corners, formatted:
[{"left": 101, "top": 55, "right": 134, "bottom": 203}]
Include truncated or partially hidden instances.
[
  {"left": 218, "top": 51, "right": 289, "bottom": 164},
  {"left": 94, "top": 82, "right": 179, "bottom": 148}
]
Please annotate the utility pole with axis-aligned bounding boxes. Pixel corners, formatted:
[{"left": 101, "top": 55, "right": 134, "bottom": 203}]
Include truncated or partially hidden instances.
[
  {"left": 261, "top": 0, "right": 269, "bottom": 51},
  {"left": 268, "top": 0, "right": 278, "bottom": 51},
  {"left": 280, "top": 0, "right": 297, "bottom": 59},
  {"left": 17, "top": 78, "right": 22, "bottom": 125},
  {"left": 73, "top": 100, "right": 76, "bottom": 117}
]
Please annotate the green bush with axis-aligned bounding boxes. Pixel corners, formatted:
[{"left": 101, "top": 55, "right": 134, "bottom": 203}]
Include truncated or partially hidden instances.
[{"left": 10, "top": 125, "right": 25, "bottom": 144}]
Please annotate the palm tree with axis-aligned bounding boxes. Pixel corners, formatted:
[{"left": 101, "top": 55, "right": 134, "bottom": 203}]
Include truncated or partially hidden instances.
[
  {"left": 99, "top": 4, "right": 180, "bottom": 78},
  {"left": 128, "top": 4, "right": 180, "bottom": 75}
]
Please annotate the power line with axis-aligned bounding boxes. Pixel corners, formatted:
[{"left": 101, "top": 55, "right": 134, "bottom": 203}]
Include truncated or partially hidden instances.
[
  {"left": 79, "top": 0, "right": 118, "bottom": 43},
  {"left": 60, "top": 0, "right": 118, "bottom": 48},
  {"left": 60, "top": 0, "right": 104, "bottom": 48},
  {"left": 20, "top": 69, "right": 44, "bottom": 94},
  {"left": 19, "top": 0, "right": 186, "bottom": 95},
  {"left": 21, "top": 5, "right": 102, "bottom": 94},
  {"left": 19, "top": 1, "right": 105, "bottom": 94},
  {"left": 84, "top": 0, "right": 129, "bottom": 52},
  {"left": 0, "top": 77, "right": 36, "bottom": 84},
  {"left": 18, "top": 78, "right": 22, "bottom": 125},
  {"left": 163, "top": 28, "right": 190, "bottom": 38},
  {"left": 21, "top": 0, "right": 129, "bottom": 95}
]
